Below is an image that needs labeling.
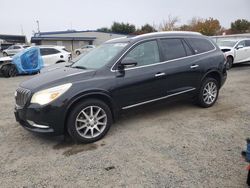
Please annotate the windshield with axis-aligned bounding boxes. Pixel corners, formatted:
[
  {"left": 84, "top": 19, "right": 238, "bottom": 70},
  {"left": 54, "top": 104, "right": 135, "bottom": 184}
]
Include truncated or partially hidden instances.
[
  {"left": 71, "top": 42, "right": 128, "bottom": 69},
  {"left": 217, "top": 40, "right": 237, "bottom": 47}
]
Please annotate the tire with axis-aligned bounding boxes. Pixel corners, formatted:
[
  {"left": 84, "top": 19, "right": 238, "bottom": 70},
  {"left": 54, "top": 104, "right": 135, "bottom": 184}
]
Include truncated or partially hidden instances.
[
  {"left": 3, "top": 52, "right": 8, "bottom": 56},
  {"left": 1, "top": 65, "right": 11, "bottom": 77},
  {"left": 8, "top": 65, "right": 17, "bottom": 77},
  {"left": 76, "top": 51, "right": 81, "bottom": 56},
  {"left": 196, "top": 77, "right": 219, "bottom": 108},
  {"left": 67, "top": 99, "right": 112, "bottom": 143},
  {"left": 226, "top": 56, "right": 233, "bottom": 70}
]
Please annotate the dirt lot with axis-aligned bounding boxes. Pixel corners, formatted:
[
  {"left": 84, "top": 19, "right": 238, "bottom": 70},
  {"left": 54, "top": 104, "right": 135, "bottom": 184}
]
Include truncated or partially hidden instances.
[{"left": 0, "top": 64, "right": 250, "bottom": 187}]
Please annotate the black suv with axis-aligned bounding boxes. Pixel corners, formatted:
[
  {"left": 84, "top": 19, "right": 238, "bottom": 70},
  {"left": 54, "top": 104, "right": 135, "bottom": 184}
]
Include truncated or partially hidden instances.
[{"left": 14, "top": 32, "right": 227, "bottom": 143}]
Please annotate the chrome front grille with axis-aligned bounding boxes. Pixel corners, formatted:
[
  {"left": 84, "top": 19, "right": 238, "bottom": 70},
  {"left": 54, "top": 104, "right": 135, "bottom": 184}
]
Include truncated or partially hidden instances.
[{"left": 15, "top": 88, "right": 31, "bottom": 107}]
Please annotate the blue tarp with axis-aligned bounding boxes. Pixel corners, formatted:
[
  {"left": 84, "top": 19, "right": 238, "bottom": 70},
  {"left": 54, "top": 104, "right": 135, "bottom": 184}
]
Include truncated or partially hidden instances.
[{"left": 12, "top": 47, "right": 43, "bottom": 74}]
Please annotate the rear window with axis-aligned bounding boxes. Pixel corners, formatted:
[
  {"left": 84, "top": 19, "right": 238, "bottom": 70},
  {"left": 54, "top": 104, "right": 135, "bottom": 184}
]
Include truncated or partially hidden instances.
[
  {"left": 160, "top": 39, "right": 193, "bottom": 61},
  {"left": 186, "top": 38, "right": 215, "bottom": 54}
]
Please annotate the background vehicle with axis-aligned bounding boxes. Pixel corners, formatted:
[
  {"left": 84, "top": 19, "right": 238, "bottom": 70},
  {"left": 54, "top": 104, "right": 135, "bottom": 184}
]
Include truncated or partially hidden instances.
[
  {"left": 14, "top": 32, "right": 227, "bottom": 143},
  {"left": 39, "top": 46, "right": 71, "bottom": 66},
  {"left": 38, "top": 46, "right": 71, "bottom": 66},
  {"left": 40, "top": 53, "right": 85, "bottom": 73},
  {"left": 74, "top": 45, "right": 95, "bottom": 55},
  {"left": 2, "top": 44, "right": 29, "bottom": 56},
  {"left": 0, "top": 46, "right": 71, "bottom": 77},
  {"left": 0, "top": 47, "right": 43, "bottom": 77},
  {"left": 218, "top": 39, "right": 250, "bottom": 69},
  {"left": 0, "top": 43, "right": 13, "bottom": 52}
]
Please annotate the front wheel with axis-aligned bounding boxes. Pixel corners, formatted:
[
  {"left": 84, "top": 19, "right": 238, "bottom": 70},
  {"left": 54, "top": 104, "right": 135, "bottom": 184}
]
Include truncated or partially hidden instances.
[
  {"left": 8, "top": 65, "right": 18, "bottom": 77},
  {"left": 196, "top": 78, "right": 219, "bottom": 108},
  {"left": 67, "top": 99, "right": 112, "bottom": 143},
  {"left": 226, "top": 56, "right": 233, "bottom": 70}
]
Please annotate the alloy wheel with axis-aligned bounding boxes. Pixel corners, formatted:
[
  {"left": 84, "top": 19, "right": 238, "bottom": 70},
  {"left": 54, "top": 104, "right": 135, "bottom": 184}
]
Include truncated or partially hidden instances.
[
  {"left": 75, "top": 106, "right": 107, "bottom": 139},
  {"left": 203, "top": 82, "right": 218, "bottom": 105}
]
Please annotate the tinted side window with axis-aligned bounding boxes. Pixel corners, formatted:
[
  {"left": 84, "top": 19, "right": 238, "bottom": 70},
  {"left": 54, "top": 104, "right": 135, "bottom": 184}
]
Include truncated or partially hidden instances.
[
  {"left": 40, "top": 48, "right": 48, "bottom": 56},
  {"left": 187, "top": 38, "right": 215, "bottom": 54},
  {"left": 246, "top": 40, "right": 250, "bottom": 47},
  {"left": 40, "top": 48, "right": 60, "bottom": 56},
  {"left": 238, "top": 40, "right": 246, "bottom": 48},
  {"left": 160, "top": 39, "right": 187, "bottom": 61},
  {"left": 182, "top": 40, "right": 193, "bottom": 56},
  {"left": 13, "top": 46, "right": 21, "bottom": 49},
  {"left": 47, "top": 48, "right": 60, "bottom": 55},
  {"left": 124, "top": 40, "right": 160, "bottom": 67}
]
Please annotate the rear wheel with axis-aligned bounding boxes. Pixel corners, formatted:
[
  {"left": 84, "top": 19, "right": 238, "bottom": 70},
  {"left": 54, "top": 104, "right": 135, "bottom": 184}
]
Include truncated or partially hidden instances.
[
  {"left": 3, "top": 52, "right": 8, "bottom": 56},
  {"left": 76, "top": 51, "right": 81, "bottom": 56},
  {"left": 226, "top": 56, "right": 233, "bottom": 70},
  {"left": 196, "top": 78, "right": 219, "bottom": 108},
  {"left": 67, "top": 99, "right": 112, "bottom": 143}
]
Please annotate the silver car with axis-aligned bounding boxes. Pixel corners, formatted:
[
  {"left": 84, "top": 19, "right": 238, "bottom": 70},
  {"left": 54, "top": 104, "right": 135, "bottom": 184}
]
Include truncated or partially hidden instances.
[
  {"left": 2, "top": 45, "right": 29, "bottom": 56},
  {"left": 74, "top": 45, "right": 95, "bottom": 56}
]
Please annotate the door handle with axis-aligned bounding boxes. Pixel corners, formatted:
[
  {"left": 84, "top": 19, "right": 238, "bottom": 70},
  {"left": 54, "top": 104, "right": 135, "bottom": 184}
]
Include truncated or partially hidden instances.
[
  {"left": 190, "top": 64, "right": 199, "bottom": 69},
  {"left": 155, "top": 72, "right": 166, "bottom": 77}
]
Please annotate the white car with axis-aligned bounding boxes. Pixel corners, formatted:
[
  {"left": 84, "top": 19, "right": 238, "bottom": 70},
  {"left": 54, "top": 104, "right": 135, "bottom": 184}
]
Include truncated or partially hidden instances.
[
  {"left": 74, "top": 45, "right": 95, "bottom": 55},
  {"left": 2, "top": 45, "right": 30, "bottom": 56},
  {"left": 218, "top": 39, "right": 250, "bottom": 69},
  {"left": 39, "top": 46, "right": 72, "bottom": 66},
  {"left": 0, "top": 46, "right": 72, "bottom": 69}
]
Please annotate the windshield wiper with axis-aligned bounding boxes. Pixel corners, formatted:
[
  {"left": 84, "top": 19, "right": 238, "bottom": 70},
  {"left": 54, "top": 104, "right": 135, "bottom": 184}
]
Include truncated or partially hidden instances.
[{"left": 71, "top": 65, "right": 87, "bottom": 70}]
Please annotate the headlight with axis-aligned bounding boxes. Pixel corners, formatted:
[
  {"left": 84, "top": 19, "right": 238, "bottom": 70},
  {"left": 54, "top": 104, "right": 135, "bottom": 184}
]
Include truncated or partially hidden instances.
[{"left": 31, "top": 83, "right": 72, "bottom": 105}]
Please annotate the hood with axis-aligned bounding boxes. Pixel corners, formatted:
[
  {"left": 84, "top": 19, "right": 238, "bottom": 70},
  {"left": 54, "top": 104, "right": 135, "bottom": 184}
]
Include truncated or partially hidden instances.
[
  {"left": 20, "top": 66, "right": 96, "bottom": 91},
  {"left": 40, "top": 62, "right": 71, "bottom": 73},
  {"left": 0, "top": 56, "right": 12, "bottom": 62},
  {"left": 219, "top": 46, "right": 233, "bottom": 50}
]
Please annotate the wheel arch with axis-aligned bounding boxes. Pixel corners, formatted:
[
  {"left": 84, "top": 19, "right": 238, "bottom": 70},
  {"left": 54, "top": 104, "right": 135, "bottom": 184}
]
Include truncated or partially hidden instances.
[
  {"left": 227, "top": 55, "right": 234, "bottom": 62},
  {"left": 64, "top": 92, "right": 118, "bottom": 133},
  {"left": 202, "top": 70, "right": 222, "bottom": 88},
  {"left": 56, "top": 60, "right": 66, "bottom": 64}
]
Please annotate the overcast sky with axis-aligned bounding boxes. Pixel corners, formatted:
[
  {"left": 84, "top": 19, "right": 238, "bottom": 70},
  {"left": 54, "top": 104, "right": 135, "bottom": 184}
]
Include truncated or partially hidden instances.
[{"left": 1, "top": 0, "right": 250, "bottom": 39}]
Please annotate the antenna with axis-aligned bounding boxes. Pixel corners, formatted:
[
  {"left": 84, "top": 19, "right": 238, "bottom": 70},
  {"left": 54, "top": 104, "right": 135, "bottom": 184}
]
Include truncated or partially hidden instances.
[{"left": 36, "top": 20, "right": 40, "bottom": 33}]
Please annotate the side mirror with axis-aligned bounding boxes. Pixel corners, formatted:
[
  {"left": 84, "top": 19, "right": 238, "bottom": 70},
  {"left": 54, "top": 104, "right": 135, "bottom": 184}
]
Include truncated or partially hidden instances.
[
  {"left": 236, "top": 45, "right": 244, "bottom": 50},
  {"left": 119, "top": 58, "right": 137, "bottom": 70}
]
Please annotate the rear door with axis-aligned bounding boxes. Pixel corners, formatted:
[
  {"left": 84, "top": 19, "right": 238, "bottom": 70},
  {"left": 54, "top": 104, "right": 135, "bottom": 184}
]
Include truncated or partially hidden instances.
[
  {"left": 40, "top": 48, "right": 61, "bottom": 66},
  {"left": 234, "top": 40, "right": 249, "bottom": 63},
  {"left": 13, "top": 45, "right": 21, "bottom": 54},
  {"left": 159, "top": 37, "right": 215, "bottom": 95},
  {"left": 245, "top": 40, "right": 250, "bottom": 62}
]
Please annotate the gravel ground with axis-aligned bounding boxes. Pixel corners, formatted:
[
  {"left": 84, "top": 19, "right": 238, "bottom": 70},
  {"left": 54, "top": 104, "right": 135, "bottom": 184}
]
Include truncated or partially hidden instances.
[{"left": 0, "top": 64, "right": 250, "bottom": 187}]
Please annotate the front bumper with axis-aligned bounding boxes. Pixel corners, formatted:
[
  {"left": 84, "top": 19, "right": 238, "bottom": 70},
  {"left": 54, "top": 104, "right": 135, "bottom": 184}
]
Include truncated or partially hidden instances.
[
  {"left": 14, "top": 103, "right": 66, "bottom": 135},
  {"left": 221, "top": 69, "right": 227, "bottom": 88}
]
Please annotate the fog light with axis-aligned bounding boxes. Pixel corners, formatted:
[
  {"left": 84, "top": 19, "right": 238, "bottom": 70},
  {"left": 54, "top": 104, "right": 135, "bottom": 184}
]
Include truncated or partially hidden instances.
[{"left": 27, "top": 120, "right": 49, "bottom": 129}]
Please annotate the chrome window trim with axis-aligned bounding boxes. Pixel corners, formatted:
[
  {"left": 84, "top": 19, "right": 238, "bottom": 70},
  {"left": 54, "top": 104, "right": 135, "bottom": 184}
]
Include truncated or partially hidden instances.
[
  {"left": 122, "top": 88, "right": 196, "bottom": 110},
  {"left": 110, "top": 37, "right": 217, "bottom": 72}
]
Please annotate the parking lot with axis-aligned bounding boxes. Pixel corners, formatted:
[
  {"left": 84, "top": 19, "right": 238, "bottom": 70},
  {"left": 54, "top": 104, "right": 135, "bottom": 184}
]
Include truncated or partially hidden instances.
[{"left": 0, "top": 62, "right": 250, "bottom": 187}]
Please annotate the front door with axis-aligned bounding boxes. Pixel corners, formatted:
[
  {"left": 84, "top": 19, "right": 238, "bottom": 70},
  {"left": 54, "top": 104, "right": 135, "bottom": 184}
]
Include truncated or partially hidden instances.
[
  {"left": 113, "top": 40, "right": 167, "bottom": 109},
  {"left": 235, "top": 40, "right": 250, "bottom": 63}
]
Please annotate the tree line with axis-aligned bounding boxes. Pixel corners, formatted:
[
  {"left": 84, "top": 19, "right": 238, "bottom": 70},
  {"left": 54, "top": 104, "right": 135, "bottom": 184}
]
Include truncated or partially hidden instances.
[{"left": 97, "top": 17, "right": 250, "bottom": 36}]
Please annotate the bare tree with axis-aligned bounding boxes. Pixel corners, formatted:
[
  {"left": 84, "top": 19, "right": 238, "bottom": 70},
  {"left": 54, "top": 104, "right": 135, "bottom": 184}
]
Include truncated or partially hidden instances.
[{"left": 159, "top": 15, "right": 180, "bottom": 31}]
